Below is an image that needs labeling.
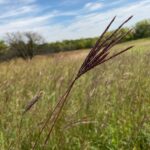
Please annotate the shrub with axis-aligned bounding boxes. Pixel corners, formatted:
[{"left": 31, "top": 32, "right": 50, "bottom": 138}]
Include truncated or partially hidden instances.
[
  {"left": 6, "top": 32, "right": 44, "bottom": 60},
  {"left": 134, "top": 19, "right": 150, "bottom": 39},
  {"left": 0, "top": 41, "right": 7, "bottom": 56}
]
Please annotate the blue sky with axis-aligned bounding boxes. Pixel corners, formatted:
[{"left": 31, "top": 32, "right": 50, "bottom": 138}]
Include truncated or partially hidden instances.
[{"left": 0, "top": 0, "right": 150, "bottom": 42}]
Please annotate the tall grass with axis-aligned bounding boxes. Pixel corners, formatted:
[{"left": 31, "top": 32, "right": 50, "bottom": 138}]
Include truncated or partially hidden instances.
[
  {"left": 33, "top": 16, "right": 134, "bottom": 148},
  {"left": 0, "top": 39, "right": 150, "bottom": 149}
]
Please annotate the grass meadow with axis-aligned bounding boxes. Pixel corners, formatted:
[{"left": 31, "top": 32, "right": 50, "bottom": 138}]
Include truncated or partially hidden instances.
[{"left": 0, "top": 38, "right": 150, "bottom": 150}]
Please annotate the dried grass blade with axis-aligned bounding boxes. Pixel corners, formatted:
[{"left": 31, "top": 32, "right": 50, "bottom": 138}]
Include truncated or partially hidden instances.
[
  {"left": 32, "top": 78, "right": 77, "bottom": 149},
  {"left": 81, "top": 29, "right": 132, "bottom": 73},
  {"left": 94, "top": 16, "right": 133, "bottom": 52},
  {"left": 101, "top": 46, "right": 134, "bottom": 64},
  {"left": 82, "top": 52, "right": 110, "bottom": 74},
  {"left": 43, "top": 78, "right": 77, "bottom": 146},
  {"left": 23, "top": 91, "right": 43, "bottom": 114},
  {"left": 63, "top": 119, "right": 97, "bottom": 130},
  {"left": 94, "top": 28, "right": 133, "bottom": 62},
  {"left": 32, "top": 16, "right": 134, "bottom": 149},
  {"left": 82, "top": 46, "right": 133, "bottom": 75},
  {"left": 92, "top": 16, "right": 116, "bottom": 52},
  {"left": 79, "top": 17, "right": 133, "bottom": 76},
  {"left": 104, "top": 16, "right": 133, "bottom": 43},
  {"left": 79, "top": 16, "right": 116, "bottom": 72}
]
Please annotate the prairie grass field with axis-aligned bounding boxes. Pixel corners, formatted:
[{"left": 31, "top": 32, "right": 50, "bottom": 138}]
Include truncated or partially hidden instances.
[{"left": 0, "top": 39, "right": 150, "bottom": 150}]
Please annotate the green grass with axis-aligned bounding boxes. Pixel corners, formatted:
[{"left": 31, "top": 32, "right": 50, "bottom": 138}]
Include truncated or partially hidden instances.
[{"left": 0, "top": 39, "right": 150, "bottom": 150}]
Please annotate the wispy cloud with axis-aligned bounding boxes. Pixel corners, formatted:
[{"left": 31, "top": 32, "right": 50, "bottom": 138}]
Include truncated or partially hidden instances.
[
  {"left": 43, "top": 0, "right": 150, "bottom": 41},
  {"left": 110, "top": 0, "right": 125, "bottom": 6},
  {"left": 84, "top": 2, "right": 103, "bottom": 11},
  {"left": 0, "top": 0, "right": 36, "bottom": 5},
  {"left": 0, "top": 0, "right": 9, "bottom": 4},
  {"left": 0, "top": 0, "right": 150, "bottom": 41},
  {"left": 0, "top": 5, "right": 37, "bottom": 19}
]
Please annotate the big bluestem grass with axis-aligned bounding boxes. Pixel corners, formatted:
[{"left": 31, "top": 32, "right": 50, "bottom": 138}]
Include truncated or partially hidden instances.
[{"left": 32, "top": 16, "right": 134, "bottom": 149}]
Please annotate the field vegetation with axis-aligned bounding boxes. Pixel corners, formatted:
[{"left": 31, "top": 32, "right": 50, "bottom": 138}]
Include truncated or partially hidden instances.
[
  {"left": 0, "top": 38, "right": 150, "bottom": 149},
  {"left": 0, "top": 19, "right": 150, "bottom": 61}
]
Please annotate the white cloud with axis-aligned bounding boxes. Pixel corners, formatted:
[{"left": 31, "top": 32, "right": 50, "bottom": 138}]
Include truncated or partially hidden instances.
[
  {"left": 0, "top": 0, "right": 150, "bottom": 42},
  {"left": 18, "top": 0, "right": 36, "bottom": 3},
  {"left": 0, "top": 5, "right": 37, "bottom": 19},
  {"left": 84, "top": 2, "right": 103, "bottom": 11},
  {"left": 110, "top": 0, "right": 125, "bottom": 6},
  {"left": 0, "top": 0, "right": 9, "bottom": 4},
  {"left": 43, "top": 0, "right": 150, "bottom": 41},
  {"left": 0, "top": 12, "right": 58, "bottom": 35},
  {"left": 0, "top": 0, "right": 36, "bottom": 5}
]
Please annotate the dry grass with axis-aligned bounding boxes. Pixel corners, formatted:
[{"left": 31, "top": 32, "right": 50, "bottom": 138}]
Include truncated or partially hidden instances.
[
  {"left": 0, "top": 17, "right": 150, "bottom": 149},
  {"left": 30, "top": 16, "right": 135, "bottom": 148},
  {"left": 0, "top": 38, "right": 150, "bottom": 149}
]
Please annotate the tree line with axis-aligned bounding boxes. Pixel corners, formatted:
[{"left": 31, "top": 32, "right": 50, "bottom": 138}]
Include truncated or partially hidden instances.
[{"left": 0, "top": 19, "right": 150, "bottom": 61}]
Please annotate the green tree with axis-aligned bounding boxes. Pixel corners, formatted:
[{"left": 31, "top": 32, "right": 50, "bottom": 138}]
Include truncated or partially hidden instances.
[
  {"left": 134, "top": 19, "right": 150, "bottom": 39},
  {"left": 118, "top": 28, "right": 134, "bottom": 42},
  {"left": 6, "top": 32, "right": 44, "bottom": 60},
  {"left": 0, "top": 41, "right": 7, "bottom": 56}
]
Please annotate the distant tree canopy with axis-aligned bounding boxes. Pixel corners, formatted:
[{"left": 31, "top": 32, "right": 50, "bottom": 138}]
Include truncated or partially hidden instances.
[
  {"left": 134, "top": 19, "right": 150, "bottom": 39},
  {"left": 6, "top": 32, "right": 44, "bottom": 60},
  {"left": 0, "top": 41, "right": 7, "bottom": 56},
  {"left": 0, "top": 19, "right": 150, "bottom": 61},
  {"left": 43, "top": 38, "right": 97, "bottom": 52}
]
